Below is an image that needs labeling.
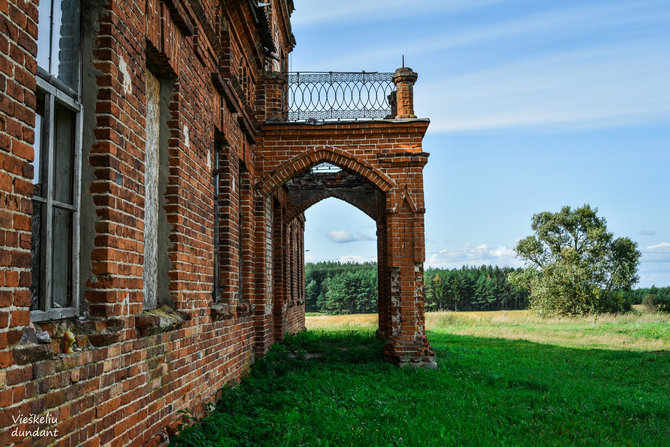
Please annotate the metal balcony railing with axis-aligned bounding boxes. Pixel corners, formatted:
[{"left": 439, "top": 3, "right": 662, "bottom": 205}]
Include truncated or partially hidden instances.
[{"left": 288, "top": 71, "right": 394, "bottom": 121}]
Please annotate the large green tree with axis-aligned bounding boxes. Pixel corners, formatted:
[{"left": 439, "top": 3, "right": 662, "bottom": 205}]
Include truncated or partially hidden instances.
[{"left": 510, "top": 205, "right": 641, "bottom": 316}]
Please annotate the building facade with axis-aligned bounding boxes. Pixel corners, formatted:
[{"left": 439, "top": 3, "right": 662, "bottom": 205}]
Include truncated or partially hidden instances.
[{"left": 0, "top": 0, "right": 433, "bottom": 445}]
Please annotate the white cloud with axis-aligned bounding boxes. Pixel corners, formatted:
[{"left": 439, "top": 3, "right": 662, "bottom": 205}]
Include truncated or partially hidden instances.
[
  {"left": 326, "top": 230, "right": 355, "bottom": 243},
  {"left": 326, "top": 230, "right": 374, "bottom": 243},
  {"left": 339, "top": 255, "right": 377, "bottom": 264},
  {"left": 637, "top": 230, "right": 657, "bottom": 236},
  {"left": 646, "top": 242, "right": 670, "bottom": 250},
  {"left": 426, "top": 244, "right": 523, "bottom": 269}
]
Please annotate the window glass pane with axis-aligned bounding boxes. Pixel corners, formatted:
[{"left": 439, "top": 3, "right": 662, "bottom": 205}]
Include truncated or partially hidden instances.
[
  {"left": 53, "top": 101, "right": 75, "bottom": 204},
  {"left": 33, "top": 93, "right": 46, "bottom": 196},
  {"left": 30, "top": 201, "right": 44, "bottom": 311},
  {"left": 37, "top": 0, "right": 52, "bottom": 71},
  {"left": 51, "top": 207, "right": 73, "bottom": 309},
  {"left": 51, "top": 0, "right": 80, "bottom": 89}
]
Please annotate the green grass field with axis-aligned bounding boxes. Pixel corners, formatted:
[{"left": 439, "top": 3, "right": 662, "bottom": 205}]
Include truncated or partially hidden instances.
[{"left": 171, "top": 311, "right": 670, "bottom": 446}]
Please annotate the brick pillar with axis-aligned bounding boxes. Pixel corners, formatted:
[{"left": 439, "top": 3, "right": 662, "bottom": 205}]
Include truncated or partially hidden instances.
[
  {"left": 240, "top": 169, "right": 254, "bottom": 306},
  {"left": 253, "top": 194, "right": 275, "bottom": 355},
  {"left": 376, "top": 195, "right": 391, "bottom": 339},
  {"left": 260, "top": 72, "right": 288, "bottom": 122},
  {"left": 272, "top": 199, "right": 286, "bottom": 340},
  {"left": 392, "top": 67, "right": 418, "bottom": 119},
  {"left": 383, "top": 191, "right": 435, "bottom": 368}
]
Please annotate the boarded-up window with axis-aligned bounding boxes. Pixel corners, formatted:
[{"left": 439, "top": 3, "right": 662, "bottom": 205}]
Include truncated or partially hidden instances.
[{"left": 143, "top": 70, "right": 161, "bottom": 309}]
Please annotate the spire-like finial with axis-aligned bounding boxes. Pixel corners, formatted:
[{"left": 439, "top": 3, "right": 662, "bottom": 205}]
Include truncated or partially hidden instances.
[{"left": 402, "top": 54, "right": 405, "bottom": 67}]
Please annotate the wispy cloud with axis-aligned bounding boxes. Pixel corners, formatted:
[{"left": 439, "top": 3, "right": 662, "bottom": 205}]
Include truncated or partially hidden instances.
[
  {"left": 339, "top": 255, "right": 377, "bottom": 264},
  {"left": 301, "top": 2, "right": 668, "bottom": 69},
  {"left": 638, "top": 245, "right": 670, "bottom": 287},
  {"left": 295, "top": 1, "right": 670, "bottom": 133},
  {"left": 419, "top": 39, "right": 670, "bottom": 133},
  {"left": 326, "top": 230, "right": 374, "bottom": 243},
  {"left": 637, "top": 230, "right": 657, "bottom": 236},
  {"left": 646, "top": 242, "right": 670, "bottom": 250},
  {"left": 291, "top": 0, "right": 505, "bottom": 26},
  {"left": 426, "top": 244, "right": 523, "bottom": 269},
  {"left": 424, "top": 242, "right": 670, "bottom": 287}
]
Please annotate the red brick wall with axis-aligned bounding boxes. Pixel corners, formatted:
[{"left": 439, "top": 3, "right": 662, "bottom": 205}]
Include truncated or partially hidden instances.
[
  {"left": 0, "top": 0, "right": 432, "bottom": 445},
  {"left": 0, "top": 0, "right": 38, "bottom": 366},
  {"left": 0, "top": 0, "right": 302, "bottom": 445}
]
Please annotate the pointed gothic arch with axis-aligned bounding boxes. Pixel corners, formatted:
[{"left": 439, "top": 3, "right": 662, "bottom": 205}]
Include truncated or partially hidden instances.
[{"left": 256, "top": 145, "right": 396, "bottom": 197}]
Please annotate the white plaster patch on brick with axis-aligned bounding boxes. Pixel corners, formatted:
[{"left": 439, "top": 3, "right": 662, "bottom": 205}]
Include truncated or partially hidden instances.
[
  {"left": 119, "top": 57, "right": 132, "bottom": 95},
  {"left": 144, "top": 70, "right": 160, "bottom": 309},
  {"left": 184, "top": 124, "right": 190, "bottom": 148},
  {"left": 207, "top": 150, "right": 211, "bottom": 170}
]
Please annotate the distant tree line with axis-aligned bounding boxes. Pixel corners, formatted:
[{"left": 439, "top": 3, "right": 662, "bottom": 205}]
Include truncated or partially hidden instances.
[
  {"left": 305, "top": 262, "right": 530, "bottom": 314},
  {"left": 620, "top": 286, "right": 670, "bottom": 312},
  {"left": 425, "top": 266, "right": 529, "bottom": 311},
  {"left": 305, "top": 262, "right": 378, "bottom": 314}
]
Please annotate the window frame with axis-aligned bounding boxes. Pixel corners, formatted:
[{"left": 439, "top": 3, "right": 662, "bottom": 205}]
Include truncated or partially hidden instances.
[
  {"left": 213, "top": 147, "right": 221, "bottom": 303},
  {"left": 30, "top": 68, "right": 83, "bottom": 322}
]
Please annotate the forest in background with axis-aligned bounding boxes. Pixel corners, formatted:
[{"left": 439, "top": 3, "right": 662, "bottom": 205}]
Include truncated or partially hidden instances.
[
  {"left": 305, "top": 262, "right": 670, "bottom": 315},
  {"left": 305, "top": 262, "right": 529, "bottom": 314}
]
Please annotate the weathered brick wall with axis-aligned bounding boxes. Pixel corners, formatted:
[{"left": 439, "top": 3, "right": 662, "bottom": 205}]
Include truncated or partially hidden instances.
[
  {"left": 1, "top": 0, "right": 432, "bottom": 445},
  {"left": 0, "top": 0, "right": 303, "bottom": 445},
  {"left": 0, "top": 0, "right": 37, "bottom": 368}
]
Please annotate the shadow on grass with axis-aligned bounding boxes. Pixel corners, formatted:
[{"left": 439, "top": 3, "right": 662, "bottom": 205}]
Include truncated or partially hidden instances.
[
  {"left": 171, "top": 329, "right": 670, "bottom": 447},
  {"left": 254, "top": 330, "right": 386, "bottom": 375}
]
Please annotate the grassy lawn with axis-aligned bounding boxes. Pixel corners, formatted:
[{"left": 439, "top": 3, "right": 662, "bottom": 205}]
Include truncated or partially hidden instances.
[{"left": 171, "top": 311, "right": 670, "bottom": 446}]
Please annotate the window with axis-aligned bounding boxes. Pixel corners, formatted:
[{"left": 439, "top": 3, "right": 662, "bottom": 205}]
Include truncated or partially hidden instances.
[
  {"left": 213, "top": 147, "right": 221, "bottom": 303},
  {"left": 31, "top": 0, "right": 82, "bottom": 321},
  {"left": 238, "top": 164, "right": 248, "bottom": 302},
  {"left": 143, "top": 69, "right": 162, "bottom": 310},
  {"left": 37, "top": 0, "right": 81, "bottom": 91}
]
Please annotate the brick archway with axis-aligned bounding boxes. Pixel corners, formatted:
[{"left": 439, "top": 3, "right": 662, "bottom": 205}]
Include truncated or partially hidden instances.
[
  {"left": 286, "top": 192, "right": 377, "bottom": 222},
  {"left": 253, "top": 121, "right": 435, "bottom": 367},
  {"left": 256, "top": 145, "right": 396, "bottom": 197},
  {"left": 284, "top": 168, "right": 381, "bottom": 222}
]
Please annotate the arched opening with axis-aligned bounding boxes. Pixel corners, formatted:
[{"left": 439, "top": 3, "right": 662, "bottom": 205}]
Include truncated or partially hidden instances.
[
  {"left": 263, "top": 157, "right": 390, "bottom": 342},
  {"left": 252, "top": 141, "right": 434, "bottom": 367},
  {"left": 303, "top": 197, "right": 378, "bottom": 316}
]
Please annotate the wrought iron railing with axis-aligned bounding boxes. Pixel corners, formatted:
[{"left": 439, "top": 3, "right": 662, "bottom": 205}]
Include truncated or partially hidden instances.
[{"left": 288, "top": 71, "right": 394, "bottom": 121}]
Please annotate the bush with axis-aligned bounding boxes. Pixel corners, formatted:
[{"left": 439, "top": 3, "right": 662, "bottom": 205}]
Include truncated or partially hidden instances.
[
  {"left": 641, "top": 294, "right": 656, "bottom": 311},
  {"left": 601, "top": 290, "right": 633, "bottom": 314},
  {"left": 656, "top": 292, "right": 670, "bottom": 313}
]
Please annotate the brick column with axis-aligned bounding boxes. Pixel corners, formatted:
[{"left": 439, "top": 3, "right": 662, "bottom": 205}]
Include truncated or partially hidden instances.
[
  {"left": 392, "top": 67, "right": 418, "bottom": 119},
  {"left": 383, "top": 177, "right": 435, "bottom": 367},
  {"left": 376, "top": 197, "right": 391, "bottom": 339},
  {"left": 260, "top": 72, "right": 288, "bottom": 122},
  {"left": 272, "top": 200, "right": 286, "bottom": 340},
  {"left": 253, "top": 194, "right": 275, "bottom": 355}
]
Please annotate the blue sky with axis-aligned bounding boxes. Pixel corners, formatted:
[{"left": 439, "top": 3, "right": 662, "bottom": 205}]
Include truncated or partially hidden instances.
[{"left": 290, "top": 0, "right": 670, "bottom": 287}]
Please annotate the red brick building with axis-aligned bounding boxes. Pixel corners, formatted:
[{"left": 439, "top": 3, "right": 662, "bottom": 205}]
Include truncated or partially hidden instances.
[{"left": 0, "top": 0, "right": 433, "bottom": 445}]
